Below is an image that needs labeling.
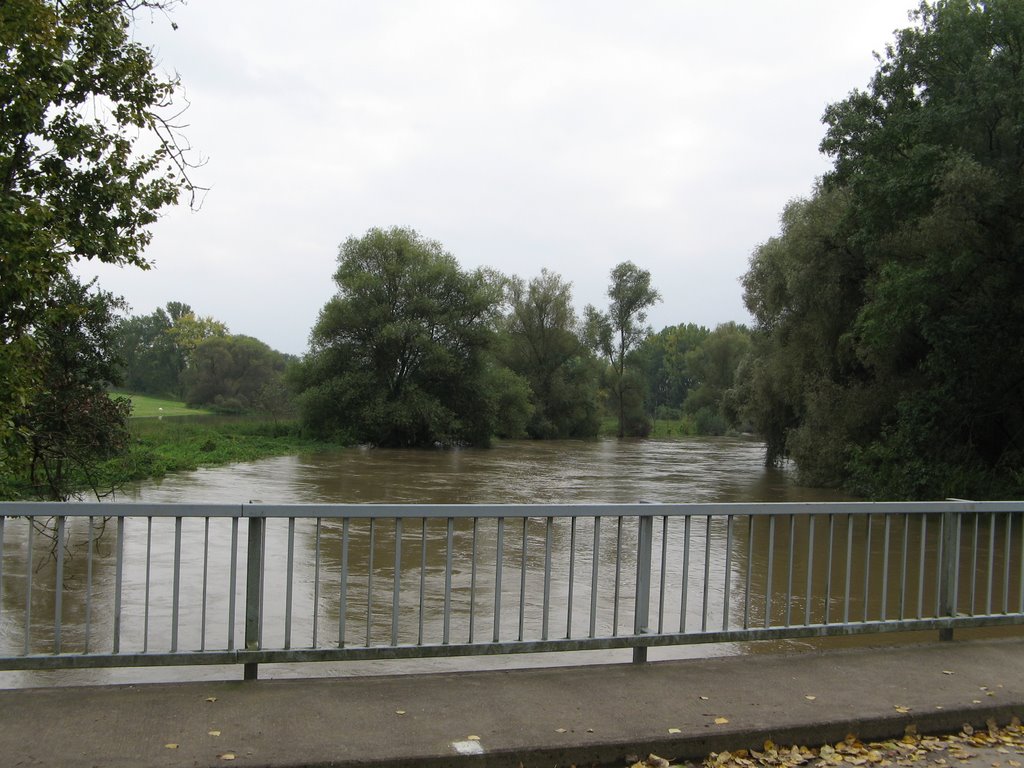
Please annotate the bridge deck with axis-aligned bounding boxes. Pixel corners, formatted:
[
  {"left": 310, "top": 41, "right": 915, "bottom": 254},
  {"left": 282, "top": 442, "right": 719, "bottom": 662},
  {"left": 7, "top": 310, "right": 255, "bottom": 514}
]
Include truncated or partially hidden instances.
[{"left": 2, "top": 636, "right": 1023, "bottom": 768}]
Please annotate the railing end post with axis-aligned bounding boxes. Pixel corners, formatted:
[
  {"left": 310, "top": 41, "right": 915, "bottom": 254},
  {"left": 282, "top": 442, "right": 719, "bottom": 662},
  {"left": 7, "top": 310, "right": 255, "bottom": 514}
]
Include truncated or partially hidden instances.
[
  {"left": 632, "top": 646, "right": 648, "bottom": 664},
  {"left": 243, "top": 662, "right": 259, "bottom": 680}
]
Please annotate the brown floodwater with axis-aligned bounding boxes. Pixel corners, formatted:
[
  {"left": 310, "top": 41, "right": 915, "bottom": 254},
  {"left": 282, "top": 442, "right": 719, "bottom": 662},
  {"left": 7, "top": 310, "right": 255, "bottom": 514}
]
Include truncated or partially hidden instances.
[{"left": 3, "top": 437, "right": 1015, "bottom": 688}]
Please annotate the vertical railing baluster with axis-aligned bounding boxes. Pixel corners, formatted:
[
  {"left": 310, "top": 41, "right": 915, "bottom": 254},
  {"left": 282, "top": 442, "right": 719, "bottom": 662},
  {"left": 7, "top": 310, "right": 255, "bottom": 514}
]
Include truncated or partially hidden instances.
[
  {"left": 469, "top": 517, "right": 477, "bottom": 643},
  {"left": 419, "top": 518, "right": 427, "bottom": 645},
  {"left": 393, "top": 518, "right": 402, "bottom": 647},
  {"left": 702, "top": 515, "right": 712, "bottom": 632},
  {"left": 743, "top": 515, "right": 754, "bottom": 630},
  {"left": 589, "top": 517, "right": 600, "bottom": 638},
  {"left": 54, "top": 516, "right": 65, "bottom": 654},
  {"left": 613, "top": 516, "right": 623, "bottom": 637},
  {"left": 987, "top": 512, "right": 996, "bottom": 615},
  {"left": 229, "top": 517, "right": 238, "bottom": 651},
  {"left": 519, "top": 517, "right": 528, "bottom": 642},
  {"left": 367, "top": 518, "right": 376, "bottom": 647},
  {"left": 0, "top": 516, "right": 4, "bottom": 633},
  {"left": 144, "top": 517, "right": 152, "bottom": 652},
  {"left": 723, "top": 515, "right": 734, "bottom": 632},
  {"left": 285, "top": 517, "right": 295, "bottom": 650},
  {"left": 863, "top": 515, "right": 872, "bottom": 623},
  {"left": 244, "top": 515, "right": 264, "bottom": 680},
  {"left": 25, "top": 519, "right": 34, "bottom": 655},
  {"left": 443, "top": 517, "right": 453, "bottom": 645},
  {"left": 633, "top": 513, "right": 654, "bottom": 664},
  {"left": 542, "top": 516, "right": 552, "bottom": 641},
  {"left": 881, "top": 515, "right": 892, "bottom": 621},
  {"left": 824, "top": 515, "right": 835, "bottom": 625},
  {"left": 494, "top": 517, "right": 504, "bottom": 643},
  {"left": 680, "top": 515, "right": 692, "bottom": 633},
  {"left": 1002, "top": 513, "right": 1012, "bottom": 614},
  {"left": 313, "top": 518, "right": 321, "bottom": 648},
  {"left": 785, "top": 515, "right": 795, "bottom": 627},
  {"left": 764, "top": 515, "right": 776, "bottom": 629},
  {"left": 939, "top": 509, "right": 958, "bottom": 641},
  {"left": 843, "top": 514, "right": 853, "bottom": 625},
  {"left": 804, "top": 516, "right": 815, "bottom": 626},
  {"left": 201, "top": 517, "right": 210, "bottom": 652},
  {"left": 658, "top": 516, "right": 668, "bottom": 634},
  {"left": 970, "top": 514, "right": 979, "bottom": 615},
  {"left": 898, "top": 514, "right": 909, "bottom": 620},
  {"left": 258, "top": 516, "right": 267, "bottom": 649},
  {"left": 172, "top": 516, "right": 182, "bottom": 653},
  {"left": 113, "top": 516, "right": 124, "bottom": 654},
  {"left": 917, "top": 515, "right": 927, "bottom": 619},
  {"left": 567, "top": 516, "right": 577, "bottom": 638},
  {"left": 339, "top": 518, "right": 349, "bottom": 648},
  {"left": 85, "top": 517, "right": 93, "bottom": 653}
]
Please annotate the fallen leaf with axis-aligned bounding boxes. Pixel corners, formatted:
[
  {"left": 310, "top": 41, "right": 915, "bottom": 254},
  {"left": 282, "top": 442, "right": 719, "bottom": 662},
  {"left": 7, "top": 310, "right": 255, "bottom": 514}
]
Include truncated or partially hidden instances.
[
  {"left": 700, "top": 696, "right": 710, "bottom": 701},
  {"left": 943, "top": 671, "right": 955, "bottom": 675},
  {"left": 895, "top": 706, "right": 911, "bottom": 714},
  {"left": 208, "top": 730, "right": 221, "bottom": 737},
  {"left": 806, "top": 695, "right": 817, "bottom": 701},
  {"left": 646, "top": 755, "right": 671, "bottom": 768},
  {"left": 715, "top": 717, "right": 730, "bottom": 725},
  {"left": 555, "top": 728, "right": 567, "bottom": 734},
  {"left": 467, "top": 735, "right": 481, "bottom": 741},
  {"left": 395, "top": 710, "right": 406, "bottom": 715},
  {"left": 974, "top": 700, "right": 983, "bottom": 704},
  {"left": 220, "top": 754, "right": 236, "bottom": 761},
  {"left": 205, "top": 697, "right": 217, "bottom": 703},
  {"left": 164, "top": 744, "right": 178, "bottom": 750},
  {"left": 669, "top": 728, "right": 682, "bottom": 734},
  {"left": 963, "top": 725, "right": 975, "bottom": 736},
  {"left": 587, "top": 728, "right": 594, "bottom": 733}
]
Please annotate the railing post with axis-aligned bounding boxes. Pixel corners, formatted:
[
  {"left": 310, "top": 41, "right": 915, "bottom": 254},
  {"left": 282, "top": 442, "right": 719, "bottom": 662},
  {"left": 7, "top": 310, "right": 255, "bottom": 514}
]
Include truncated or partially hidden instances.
[
  {"left": 939, "top": 508, "right": 958, "bottom": 641},
  {"left": 244, "top": 515, "right": 264, "bottom": 680},
  {"left": 633, "top": 512, "right": 654, "bottom": 664}
]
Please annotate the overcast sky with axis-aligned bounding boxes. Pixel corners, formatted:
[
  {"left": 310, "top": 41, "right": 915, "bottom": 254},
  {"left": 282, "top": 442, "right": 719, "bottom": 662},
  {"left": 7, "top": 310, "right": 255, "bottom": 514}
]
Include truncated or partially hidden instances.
[{"left": 76, "top": 1, "right": 917, "bottom": 355}]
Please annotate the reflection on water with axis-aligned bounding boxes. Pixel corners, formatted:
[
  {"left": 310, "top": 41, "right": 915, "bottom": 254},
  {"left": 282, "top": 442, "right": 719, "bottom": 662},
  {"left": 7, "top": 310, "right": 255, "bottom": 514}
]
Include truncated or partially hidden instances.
[{"left": 2, "top": 437, "right": 867, "bottom": 688}]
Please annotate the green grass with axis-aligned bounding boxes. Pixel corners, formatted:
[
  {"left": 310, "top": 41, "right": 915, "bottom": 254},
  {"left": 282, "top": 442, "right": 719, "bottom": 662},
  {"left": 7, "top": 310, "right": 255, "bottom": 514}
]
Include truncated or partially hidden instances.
[{"left": 121, "top": 393, "right": 213, "bottom": 418}]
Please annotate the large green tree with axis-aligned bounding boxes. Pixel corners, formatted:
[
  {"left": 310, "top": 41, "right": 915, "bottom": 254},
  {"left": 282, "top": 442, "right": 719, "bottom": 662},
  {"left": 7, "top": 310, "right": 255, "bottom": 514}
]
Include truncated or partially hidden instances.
[
  {"left": 585, "top": 262, "right": 661, "bottom": 438},
  {"left": 499, "top": 269, "right": 600, "bottom": 439},
  {"left": 742, "top": 0, "right": 1024, "bottom": 498},
  {"left": 296, "top": 227, "right": 526, "bottom": 447},
  {"left": 1, "top": 0, "right": 195, "bottom": 477}
]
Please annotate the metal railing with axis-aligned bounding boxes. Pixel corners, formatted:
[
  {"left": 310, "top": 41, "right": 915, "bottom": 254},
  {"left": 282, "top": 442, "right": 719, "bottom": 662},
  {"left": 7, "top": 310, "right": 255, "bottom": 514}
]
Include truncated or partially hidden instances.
[{"left": 0, "top": 501, "right": 1021, "bottom": 678}]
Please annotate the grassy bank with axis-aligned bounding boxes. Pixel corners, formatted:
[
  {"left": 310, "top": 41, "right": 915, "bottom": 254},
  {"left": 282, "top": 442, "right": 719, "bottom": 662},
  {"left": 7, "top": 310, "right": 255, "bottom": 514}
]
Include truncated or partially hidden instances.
[
  {"left": 112, "top": 416, "right": 343, "bottom": 484},
  {"left": 122, "top": 392, "right": 214, "bottom": 418}
]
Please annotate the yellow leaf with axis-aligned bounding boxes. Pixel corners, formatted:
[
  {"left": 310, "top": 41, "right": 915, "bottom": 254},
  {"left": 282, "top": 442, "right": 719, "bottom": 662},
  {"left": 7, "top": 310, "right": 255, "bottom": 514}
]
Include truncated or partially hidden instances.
[
  {"left": 895, "top": 706, "right": 911, "bottom": 714},
  {"left": 220, "top": 754, "right": 236, "bottom": 761},
  {"left": 806, "top": 695, "right": 817, "bottom": 701},
  {"left": 669, "top": 728, "right": 682, "bottom": 734},
  {"left": 205, "top": 697, "right": 217, "bottom": 703},
  {"left": 208, "top": 730, "right": 221, "bottom": 737},
  {"left": 164, "top": 744, "right": 178, "bottom": 750},
  {"left": 714, "top": 717, "right": 729, "bottom": 725},
  {"left": 555, "top": 728, "right": 567, "bottom": 734},
  {"left": 467, "top": 735, "right": 481, "bottom": 741},
  {"left": 395, "top": 710, "right": 406, "bottom": 715},
  {"left": 765, "top": 740, "right": 777, "bottom": 752}
]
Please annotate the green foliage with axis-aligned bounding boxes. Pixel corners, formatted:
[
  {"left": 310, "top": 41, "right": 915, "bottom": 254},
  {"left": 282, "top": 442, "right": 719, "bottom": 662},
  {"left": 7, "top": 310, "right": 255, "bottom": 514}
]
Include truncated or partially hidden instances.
[
  {"left": 0, "top": 0, "right": 193, "bottom": 479},
  {"left": 182, "top": 334, "right": 289, "bottom": 412},
  {"left": 585, "top": 262, "right": 661, "bottom": 438},
  {"left": 740, "top": 0, "right": 1024, "bottom": 499},
  {"left": 498, "top": 269, "right": 601, "bottom": 439},
  {"left": 9, "top": 275, "right": 131, "bottom": 500},
  {"left": 296, "top": 227, "right": 510, "bottom": 447}
]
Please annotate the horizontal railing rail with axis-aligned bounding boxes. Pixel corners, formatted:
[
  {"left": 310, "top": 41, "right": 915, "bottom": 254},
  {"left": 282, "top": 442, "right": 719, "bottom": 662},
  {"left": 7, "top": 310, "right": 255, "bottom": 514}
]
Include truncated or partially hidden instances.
[{"left": 0, "top": 501, "right": 1021, "bottom": 679}]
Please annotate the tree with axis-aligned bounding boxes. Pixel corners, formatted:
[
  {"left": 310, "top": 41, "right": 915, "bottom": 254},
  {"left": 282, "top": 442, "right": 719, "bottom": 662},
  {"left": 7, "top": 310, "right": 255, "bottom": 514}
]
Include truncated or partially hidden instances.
[
  {"left": 740, "top": 0, "right": 1024, "bottom": 499},
  {"left": 1, "top": 0, "right": 196, "bottom": 478},
  {"left": 585, "top": 262, "right": 661, "bottom": 438},
  {"left": 182, "top": 334, "right": 289, "bottom": 412},
  {"left": 12, "top": 275, "right": 131, "bottom": 500},
  {"left": 500, "top": 269, "right": 600, "bottom": 438},
  {"left": 296, "top": 227, "right": 524, "bottom": 447}
]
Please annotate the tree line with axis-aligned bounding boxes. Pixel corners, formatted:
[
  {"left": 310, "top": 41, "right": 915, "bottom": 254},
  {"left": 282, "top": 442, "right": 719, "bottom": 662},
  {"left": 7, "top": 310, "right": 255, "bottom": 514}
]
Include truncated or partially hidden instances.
[{"left": 734, "top": 0, "right": 1024, "bottom": 500}]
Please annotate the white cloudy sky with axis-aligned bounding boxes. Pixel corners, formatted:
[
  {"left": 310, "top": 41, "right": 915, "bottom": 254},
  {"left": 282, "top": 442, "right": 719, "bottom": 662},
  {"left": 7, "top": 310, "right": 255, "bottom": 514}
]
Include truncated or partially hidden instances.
[{"left": 77, "top": 1, "right": 916, "bottom": 355}]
